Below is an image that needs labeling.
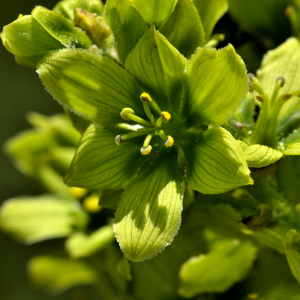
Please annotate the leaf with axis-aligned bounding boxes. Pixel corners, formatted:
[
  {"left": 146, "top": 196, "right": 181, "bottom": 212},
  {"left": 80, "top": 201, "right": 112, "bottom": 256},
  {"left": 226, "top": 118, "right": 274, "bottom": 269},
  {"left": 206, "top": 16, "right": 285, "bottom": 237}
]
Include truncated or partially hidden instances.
[
  {"left": 182, "top": 44, "right": 248, "bottom": 127},
  {"left": 257, "top": 38, "right": 300, "bottom": 136},
  {"left": 32, "top": 6, "right": 92, "bottom": 48},
  {"left": 53, "top": 0, "right": 104, "bottom": 20},
  {"left": 28, "top": 256, "right": 98, "bottom": 292},
  {"left": 243, "top": 144, "right": 283, "bottom": 167},
  {"left": 131, "top": 0, "right": 178, "bottom": 28},
  {"left": 65, "top": 125, "right": 146, "bottom": 190},
  {"left": 114, "top": 149, "right": 185, "bottom": 262},
  {"left": 37, "top": 48, "right": 145, "bottom": 126},
  {"left": 227, "top": 0, "right": 291, "bottom": 43},
  {"left": 281, "top": 129, "right": 300, "bottom": 155},
  {"left": 0, "top": 196, "right": 88, "bottom": 243},
  {"left": 125, "top": 26, "right": 186, "bottom": 114},
  {"left": 99, "top": 189, "right": 123, "bottom": 210},
  {"left": 182, "top": 127, "right": 253, "bottom": 194},
  {"left": 178, "top": 241, "right": 257, "bottom": 297},
  {"left": 194, "top": 0, "right": 228, "bottom": 39},
  {"left": 284, "top": 229, "right": 300, "bottom": 283},
  {"left": 160, "top": 0, "right": 205, "bottom": 58},
  {"left": 1, "top": 16, "right": 64, "bottom": 68},
  {"left": 65, "top": 225, "right": 115, "bottom": 258},
  {"left": 105, "top": 0, "right": 148, "bottom": 63}
]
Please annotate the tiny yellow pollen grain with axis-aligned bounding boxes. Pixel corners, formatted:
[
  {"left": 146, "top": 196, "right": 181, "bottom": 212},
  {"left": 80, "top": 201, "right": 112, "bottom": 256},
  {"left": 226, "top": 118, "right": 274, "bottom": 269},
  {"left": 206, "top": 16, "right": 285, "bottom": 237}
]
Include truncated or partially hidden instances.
[
  {"left": 140, "top": 92, "right": 152, "bottom": 103},
  {"left": 161, "top": 111, "right": 171, "bottom": 123},
  {"left": 69, "top": 187, "right": 88, "bottom": 199},
  {"left": 83, "top": 194, "right": 102, "bottom": 213},
  {"left": 165, "top": 136, "right": 174, "bottom": 147},
  {"left": 140, "top": 145, "right": 152, "bottom": 155},
  {"left": 18, "top": 14, "right": 23, "bottom": 19},
  {"left": 247, "top": 294, "right": 259, "bottom": 299}
]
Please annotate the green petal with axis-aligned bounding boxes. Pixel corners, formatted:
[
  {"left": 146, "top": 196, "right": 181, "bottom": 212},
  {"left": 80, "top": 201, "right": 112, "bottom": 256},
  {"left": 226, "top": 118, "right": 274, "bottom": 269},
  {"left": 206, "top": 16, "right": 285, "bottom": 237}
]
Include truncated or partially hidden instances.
[
  {"left": 182, "top": 44, "right": 248, "bottom": 127},
  {"left": 243, "top": 144, "right": 283, "bottom": 168},
  {"left": 182, "top": 127, "right": 253, "bottom": 194},
  {"left": 160, "top": 0, "right": 205, "bottom": 58},
  {"left": 65, "top": 125, "right": 146, "bottom": 190},
  {"left": 0, "top": 196, "right": 88, "bottom": 243},
  {"left": 65, "top": 225, "right": 115, "bottom": 258},
  {"left": 32, "top": 6, "right": 92, "bottom": 48},
  {"left": 37, "top": 49, "right": 145, "bottom": 126},
  {"left": 284, "top": 229, "right": 300, "bottom": 283},
  {"left": 131, "top": 0, "right": 177, "bottom": 28},
  {"left": 114, "top": 149, "right": 185, "bottom": 262},
  {"left": 2, "top": 16, "right": 64, "bottom": 68},
  {"left": 99, "top": 189, "right": 123, "bottom": 210},
  {"left": 125, "top": 26, "right": 186, "bottom": 113},
  {"left": 194, "top": 0, "right": 228, "bottom": 40},
  {"left": 105, "top": 0, "right": 148, "bottom": 63},
  {"left": 257, "top": 38, "right": 300, "bottom": 135},
  {"left": 178, "top": 241, "right": 257, "bottom": 297},
  {"left": 281, "top": 125, "right": 300, "bottom": 155},
  {"left": 28, "top": 256, "right": 98, "bottom": 292}
]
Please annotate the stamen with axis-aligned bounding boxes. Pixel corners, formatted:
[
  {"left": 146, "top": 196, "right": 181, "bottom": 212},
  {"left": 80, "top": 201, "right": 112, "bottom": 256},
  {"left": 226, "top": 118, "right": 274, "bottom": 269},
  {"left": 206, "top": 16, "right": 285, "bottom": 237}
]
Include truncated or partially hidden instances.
[
  {"left": 256, "top": 95, "right": 264, "bottom": 102},
  {"left": 121, "top": 130, "right": 154, "bottom": 141},
  {"left": 140, "top": 145, "right": 152, "bottom": 155},
  {"left": 127, "top": 113, "right": 153, "bottom": 127},
  {"left": 140, "top": 92, "right": 152, "bottom": 103},
  {"left": 161, "top": 111, "right": 171, "bottom": 123},
  {"left": 120, "top": 108, "right": 135, "bottom": 121},
  {"left": 248, "top": 74, "right": 265, "bottom": 96},
  {"left": 165, "top": 136, "right": 174, "bottom": 147},
  {"left": 143, "top": 134, "right": 153, "bottom": 148},
  {"left": 271, "top": 77, "right": 285, "bottom": 105},
  {"left": 115, "top": 135, "right": 126, "bottom": 146}
]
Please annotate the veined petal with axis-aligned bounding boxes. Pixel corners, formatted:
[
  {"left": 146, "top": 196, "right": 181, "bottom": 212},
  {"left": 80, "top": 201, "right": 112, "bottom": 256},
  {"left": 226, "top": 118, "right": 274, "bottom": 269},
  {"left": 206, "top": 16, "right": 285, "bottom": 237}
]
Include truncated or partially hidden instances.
[
  {"left": 125, "top": 26, "right": 186, "bottom": 113},
  {"left": 37, "top": 49, "right": 145, "bottom": 126},
  {"left": 114, "top": 149, "right": 185, "bottom": 262},
  {"left": 182, "top": 44, "right": 248, "bottom": 127},
  {"left": 65, "top": 125, "right": 146, "bottom": 190},
  {"left": 182, "top": 127, "right": 253, "bottom": 194}
]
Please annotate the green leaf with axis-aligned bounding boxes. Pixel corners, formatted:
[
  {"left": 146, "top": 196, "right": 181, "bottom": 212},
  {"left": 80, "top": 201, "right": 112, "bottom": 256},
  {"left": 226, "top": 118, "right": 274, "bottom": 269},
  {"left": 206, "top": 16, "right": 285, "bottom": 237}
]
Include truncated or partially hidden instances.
[
  {"left": 65, "top": 125, "right": 146, "bottom": 190},
  {"left": 114, "top": 149, "right": 185, "bottom": 262},
  {"left": 105, "top": 0, "right": 148, "bottom": 63},
  {"left": 178, "top": 241, "right": 257, "bottom": 297},
  {"left": 284, "top": 229, "right": 300, "bottom": 283},
  {"left": 257, "top": 38, "right": 300, "bottom": 136},
  {"left": 65, "top": 225, "right": 115, "bottom": 258},
  {"left": 227, "top": 0, "right": 291, "bottom": 43},
  {"left": 53, "top": 0, "right": 104, "bottom": 20},
  {"left": 117, "top": 257, "right": 132, "bottom": 281},
  {"left": 32, "top": 6, "right": 92, "bottom": 48},
  {"left": 243, "top": 144, "right": 283, "bottom": 167},
  {"left": 194, "top": 0, "right": 228, "bottom": 39},
  {"left": 182, "top": 44, "right": 248, "bottom": 127},
  {"left": 182, "top": 127, "right": 253, "bottom": 194},
  {"left": 125, "top": 26, "right": 186, "bottom": 113},
  {"left": 1, "top": 16, "right": 64, "bottom": 68},
  {"left": 160, "top": 0, "right": 205, "bottom": 58},
  {"left": 281, "top": 128, "right": 300, "bottom": 155},
  {"left": 0, "top": 196, "right": 88, "bottom": 243},
  {"left": 131, "top": 0, "right": 178, "bottom": 28},
  {"left": 99, "top": 189, "right": 123, "bottom": 210},
  {"left": 37, "top": 48, "right": 145, "bottom": 126},
  {"left": 28, "top": 256, "right": 98, "bottom": 292}
]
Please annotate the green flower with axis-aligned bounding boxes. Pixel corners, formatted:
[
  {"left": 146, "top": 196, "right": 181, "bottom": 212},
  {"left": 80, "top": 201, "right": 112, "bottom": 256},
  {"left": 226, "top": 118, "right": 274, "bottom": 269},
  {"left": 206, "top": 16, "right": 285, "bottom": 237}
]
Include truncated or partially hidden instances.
[{"left": 37, "top": 26, "right": 252, "bottom": 261}]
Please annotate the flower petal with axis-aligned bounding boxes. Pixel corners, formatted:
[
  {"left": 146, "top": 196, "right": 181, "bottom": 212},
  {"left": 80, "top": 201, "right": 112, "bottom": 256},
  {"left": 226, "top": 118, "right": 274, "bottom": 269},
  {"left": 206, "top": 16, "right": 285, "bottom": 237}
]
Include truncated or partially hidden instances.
[
  {"left": 181, "top": 127, "right": 253, "bottom": 194},
  {"left": 182, "top": 44, "right": 248, "bottom": 127},
  {"left": 125, "top": 26, "right": 186, "bottom": 113},
  {"left": 65, "top": 125, "right": 146, "bottom": 190},
  {"left": 131, "top": 0, "right": 177, "bottom": 28},
  {"left": 114, "top": 149, "right": 185, "bottom": 262},
  {"left": 105, "top": 0, "right": 148, "bottom": 63},
  {"left": 37, "top": 49, "right": 145, "bottom": 125}
]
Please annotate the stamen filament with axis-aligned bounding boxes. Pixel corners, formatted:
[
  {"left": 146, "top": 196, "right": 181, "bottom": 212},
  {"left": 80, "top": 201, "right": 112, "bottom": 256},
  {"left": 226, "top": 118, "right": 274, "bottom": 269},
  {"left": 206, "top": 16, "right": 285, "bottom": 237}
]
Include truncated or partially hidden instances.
[
  {"left": 158, "top": 130, "right": 168, "bottom": 142},
  {"left": 127, "top": 113, "right": 153, "bottom": 127},
  {"left": 143, "top": 134, "right": 153, "bottom": 148},
  {"left": 271, "top": 77, "right": 285, "bottom": 105},
  {"left": 156, "top": 117, "right": 164, "bottom": 127},
  {"left": 121, "top": 130, "right": 154, "bottom": 141},
  {"left": 248, "top": 74, "right": 265, "bottom": 96},
  {"left": 142, "top": 101, "right": 157, "bottom": 127}
]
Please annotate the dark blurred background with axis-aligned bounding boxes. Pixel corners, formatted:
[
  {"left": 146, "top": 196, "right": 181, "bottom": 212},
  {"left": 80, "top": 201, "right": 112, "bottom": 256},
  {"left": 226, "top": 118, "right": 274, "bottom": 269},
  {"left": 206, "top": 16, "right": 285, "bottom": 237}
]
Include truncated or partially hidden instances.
[{"left": 0, "top": 1, "right": 67, "bottom": 299}]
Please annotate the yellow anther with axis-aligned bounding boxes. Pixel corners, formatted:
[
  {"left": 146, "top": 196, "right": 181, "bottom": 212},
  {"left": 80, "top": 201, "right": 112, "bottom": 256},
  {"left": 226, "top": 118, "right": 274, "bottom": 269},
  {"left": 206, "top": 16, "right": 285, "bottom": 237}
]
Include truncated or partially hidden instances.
[
  {"left": 256, "top": 95, "right": 264, "bottom": 102},
  {"left": 120, "top": 108, "right": 135, "bottom": 121},
  {"left": 140, "top": 92, "right": 152, "bottom": 103},
  {"left": 283, "top": 93, "right": 292, "bottom": 101},
  {"left": 18, "top": 14, "right": 23, "bottom": 19},
  {"left": 165, "top": 136, "right": 174, "bottom": 147},
  {"left": 161, "top": 111, "right": 171, "bottom": 123},
  {"left": 247, "top": 294, "right": 259, "bottom": 300},
  {"left": 83, "top": 194, "right": 102, "bottom": 214},
  {"left": 115, "top": 135, "right": 126, "bottom": 146},
  {"left": 140, "top": 145, "right": 152, "bottom": 155}
]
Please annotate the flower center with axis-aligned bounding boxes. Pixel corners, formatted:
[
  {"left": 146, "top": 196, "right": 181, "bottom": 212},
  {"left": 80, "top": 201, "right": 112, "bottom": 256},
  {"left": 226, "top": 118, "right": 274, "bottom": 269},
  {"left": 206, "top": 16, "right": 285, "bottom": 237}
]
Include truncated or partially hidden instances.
[{"left": 115, "top": 93, "right": 174, "bottom": 155}]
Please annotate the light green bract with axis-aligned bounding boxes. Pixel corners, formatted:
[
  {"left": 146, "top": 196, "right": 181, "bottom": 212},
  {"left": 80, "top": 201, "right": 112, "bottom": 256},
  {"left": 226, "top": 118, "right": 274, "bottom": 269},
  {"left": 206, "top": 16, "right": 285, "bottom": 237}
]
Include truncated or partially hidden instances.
[{"left": 37, "top": 26, "right": 252, "bottom": 261}]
